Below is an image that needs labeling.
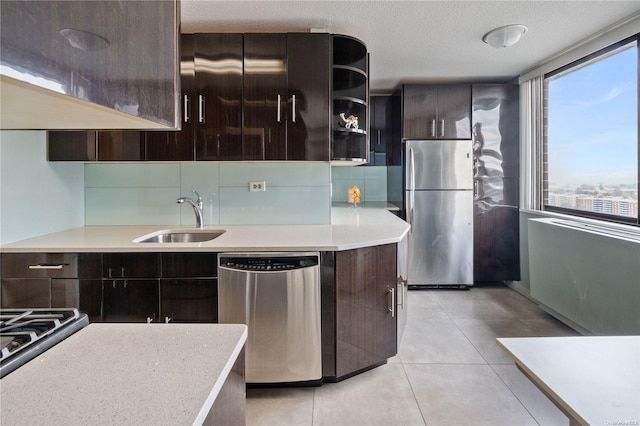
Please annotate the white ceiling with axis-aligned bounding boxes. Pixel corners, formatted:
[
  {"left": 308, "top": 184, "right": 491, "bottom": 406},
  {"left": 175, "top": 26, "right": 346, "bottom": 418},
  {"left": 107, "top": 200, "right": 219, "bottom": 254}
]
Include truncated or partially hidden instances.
[{"left": 181, "top": 0, "right": 640, "bottom": 93}]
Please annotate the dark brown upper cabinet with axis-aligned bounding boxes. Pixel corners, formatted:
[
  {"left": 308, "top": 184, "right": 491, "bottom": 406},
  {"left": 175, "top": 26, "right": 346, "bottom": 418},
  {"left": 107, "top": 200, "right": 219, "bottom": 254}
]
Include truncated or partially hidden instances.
[
  {"left": 243, "top": 33, "right": 331, "bottom": 161},
  {"left": 49, "top": 131, "right": 145, "bottom": 162},
  {"left": 0, "top": 1, "right": 180, "bottom": 130},
  {"left": 331, "top": 35, "right": 369, "bottom": 163},
  {"left": 48, "top": 32, "right": 334, "bottom": 162},
  {"left": 402, "top": 84, "right": 471, "bottom": 140},
  {"left": 193, "top": 33, "right": 244, "bottom": 161},
  {"left": 147, "top": 33, "right": 245, "bottom": 161},
  {"left": 145, "top": 34, "right": 197, "bottom": 162}
]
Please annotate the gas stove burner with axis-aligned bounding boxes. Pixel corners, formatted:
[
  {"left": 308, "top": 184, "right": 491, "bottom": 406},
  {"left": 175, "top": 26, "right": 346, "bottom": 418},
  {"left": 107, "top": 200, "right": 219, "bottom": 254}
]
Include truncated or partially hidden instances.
[{"left": 0, "top": 308, "right": 89, "bottom": 378}]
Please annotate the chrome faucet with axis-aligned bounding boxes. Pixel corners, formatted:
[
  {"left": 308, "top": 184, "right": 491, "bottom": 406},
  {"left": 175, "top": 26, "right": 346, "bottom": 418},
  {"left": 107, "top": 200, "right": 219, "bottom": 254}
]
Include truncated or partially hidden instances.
[{"left": 177, "top": 190, "right": 203, "bottom": 229}]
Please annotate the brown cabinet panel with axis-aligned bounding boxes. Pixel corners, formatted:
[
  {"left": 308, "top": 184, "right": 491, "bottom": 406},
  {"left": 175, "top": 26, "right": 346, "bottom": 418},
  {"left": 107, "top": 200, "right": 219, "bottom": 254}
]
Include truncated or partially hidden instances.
[
  {"left": 102, "top": 279, "right": 160, "bottom": 322},
  {"left": 48, "top": 131, "right": 145, "bottom": 161},
  {"left": 96, "top": 131, "right": 145, "bottom": 161},
  {"left": 403, "top": 84, "right": 471, "bottom": 140},
  {"left": 48, "top": 131, "right": 97, "bottom": 161},
  {"left": 403, "top": 85, "right": 437, "bottom": 139},
  {"left": 160, "top": 279, "right": 217, "bottom": 323},
  {"left": 0, "top": 278, "right": 50, "bottom": 308},
  {"left": 194, "top": 33, "right": 244, "bottom": 161},
  {"left": 335, "top": 244, "right": 396, "bottom": 378},
  {"left": 51, "top": 279, "right": 79, "bottom": 308},
  {"left": 102, "top": 253, "right": 160, "bottom": 279},
  {"left": 1, "top": 253, "right": 102, "bottom": 279},
  {"left": 243, "top": 33, "right": 288, "bottom": 160},
  {"left": 287, "top": 33, "right": 331, "bottom": 161},
  {"left": 79, "top": 279, "right": 104, "bottom": 322},
  {"left": 145, "top": 34, "right": 196, "bottom": 161},
  {"left": 161, "top": 253, "right": 218, "bottom": 278},
  {"left": 438, "top": 85, "right": 471, "bottom": 139}
]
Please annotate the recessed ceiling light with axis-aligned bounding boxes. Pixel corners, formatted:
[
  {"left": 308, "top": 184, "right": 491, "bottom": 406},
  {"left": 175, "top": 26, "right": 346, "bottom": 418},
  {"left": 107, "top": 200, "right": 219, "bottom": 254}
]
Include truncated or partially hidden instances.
[{"left": 482, "top": 24, "right": 528, "bottom": 48}]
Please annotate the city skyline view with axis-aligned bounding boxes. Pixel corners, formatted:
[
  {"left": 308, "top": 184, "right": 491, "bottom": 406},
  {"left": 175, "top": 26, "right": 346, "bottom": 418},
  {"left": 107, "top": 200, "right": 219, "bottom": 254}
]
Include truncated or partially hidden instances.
[{"left": 545, "top": 40, "right": 637, "bottom": 218}]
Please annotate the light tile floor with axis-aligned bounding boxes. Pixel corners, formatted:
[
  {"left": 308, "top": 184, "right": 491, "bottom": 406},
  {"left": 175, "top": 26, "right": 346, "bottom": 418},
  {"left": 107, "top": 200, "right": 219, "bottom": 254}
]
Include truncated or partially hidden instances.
[{"left": 246, "top": 284, "right": 579, "bottom": 426}]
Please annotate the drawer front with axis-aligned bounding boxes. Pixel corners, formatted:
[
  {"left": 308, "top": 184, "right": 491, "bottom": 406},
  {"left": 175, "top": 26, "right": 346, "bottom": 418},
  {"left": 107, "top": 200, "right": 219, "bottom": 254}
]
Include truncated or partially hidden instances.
[
  {"left": 1, "top": 253, "right": 102, "bottom": 279},
  {"left": 103, "top": 253, "right": 160, "bottom": 278},
  {"left": 161, "top": 253, "right": 218, "bottom": 278}
]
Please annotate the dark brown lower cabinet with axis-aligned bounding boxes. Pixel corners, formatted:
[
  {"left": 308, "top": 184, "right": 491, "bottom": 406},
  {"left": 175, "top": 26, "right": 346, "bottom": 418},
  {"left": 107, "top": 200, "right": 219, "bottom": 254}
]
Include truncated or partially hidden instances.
[
  {"left": 334, "top": 244, "right": 397, "bottom": 379},
  {"left": 160, "top": 279, "right": 217, "bottom": 323},
  {"left": 102, "top": 279, "right": 160, "bottom": 323},
  {"left": 0, "top": 278, "right": 51, "bottom": 308}
]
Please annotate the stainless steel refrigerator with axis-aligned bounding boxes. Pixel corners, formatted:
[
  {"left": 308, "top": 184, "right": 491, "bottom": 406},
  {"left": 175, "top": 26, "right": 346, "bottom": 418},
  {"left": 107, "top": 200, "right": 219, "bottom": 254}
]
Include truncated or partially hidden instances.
[{"left": 405, "top": 139, "right": 474, "bottom": 287}]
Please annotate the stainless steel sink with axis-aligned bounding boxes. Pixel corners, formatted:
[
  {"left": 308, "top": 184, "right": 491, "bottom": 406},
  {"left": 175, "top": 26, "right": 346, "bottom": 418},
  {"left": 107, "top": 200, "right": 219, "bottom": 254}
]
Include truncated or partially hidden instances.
[{"left": 134, "top": 230, "right": 225, "bottom": 243}]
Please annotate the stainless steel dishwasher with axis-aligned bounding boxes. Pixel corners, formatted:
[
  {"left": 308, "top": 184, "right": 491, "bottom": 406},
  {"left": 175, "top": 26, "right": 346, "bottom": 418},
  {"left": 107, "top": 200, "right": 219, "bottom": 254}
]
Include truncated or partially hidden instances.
[{"left": 217, "top": 252, "right": 322, "bottom": 384}]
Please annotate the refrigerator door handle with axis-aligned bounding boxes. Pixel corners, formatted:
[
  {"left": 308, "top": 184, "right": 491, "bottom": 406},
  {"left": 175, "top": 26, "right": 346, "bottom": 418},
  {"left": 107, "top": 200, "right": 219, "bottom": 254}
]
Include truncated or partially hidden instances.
[
  {"left": 408, "top": 146, "right": 416, "bottom": 191},
  {"left": 407, "top": 146, "right": 416, "bottom": 231}
]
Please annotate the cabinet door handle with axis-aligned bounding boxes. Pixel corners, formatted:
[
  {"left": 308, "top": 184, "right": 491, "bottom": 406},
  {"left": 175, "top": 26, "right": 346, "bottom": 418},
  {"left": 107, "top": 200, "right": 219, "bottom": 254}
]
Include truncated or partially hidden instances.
[
  {"left": 377, "top": 129, "right": 381, "bottom": 145},
  {"left": 277, "top": 94, "right": 281, "bottom": 123},
  {"left": 292, "top": 94, "right": 296, "bottom": 123},
  {"left": 387, "top": 287, "right": 395, "bottom": 317},
  {"left": 431, "top": 119, "right": 436, "bottom": 138},
  {"left": 198, "top": 95, "right": 205, "bottom": 123},
  {"left": 28, "top": 264, "right": 64, "bottom": 270},
  {"left": 439, "top": 119, "right": 445, "bottom": 137},
  {"left": 183, "top": 95, "right": 190, "bottom": 123}
]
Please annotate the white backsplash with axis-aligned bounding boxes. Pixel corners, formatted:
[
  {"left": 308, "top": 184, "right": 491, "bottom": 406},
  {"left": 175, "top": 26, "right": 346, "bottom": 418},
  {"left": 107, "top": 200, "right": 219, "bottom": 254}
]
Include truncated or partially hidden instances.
[
  {"left": 331, "top": 165, "right": 388, "bottom": 202},
  {"left": 0, "top": 131, "right": 85, "bottom": 244},
  {"left": 85, "top": 161, "right": 332, "bottom": 226}
]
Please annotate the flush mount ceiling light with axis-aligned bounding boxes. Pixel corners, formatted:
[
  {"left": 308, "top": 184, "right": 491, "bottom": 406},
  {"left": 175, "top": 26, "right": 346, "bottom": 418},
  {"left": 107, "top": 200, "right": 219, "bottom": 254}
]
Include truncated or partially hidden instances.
[
  {"left": 60, "top": 28, "right": 110, "bottom": 51},
  {"left": 482, "top": 24, "right": 528, "bottom": 48}
]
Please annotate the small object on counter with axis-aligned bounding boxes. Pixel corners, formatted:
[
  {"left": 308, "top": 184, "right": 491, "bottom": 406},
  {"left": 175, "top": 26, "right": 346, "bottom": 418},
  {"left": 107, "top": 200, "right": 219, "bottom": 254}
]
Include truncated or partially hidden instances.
[{"left": 348, "top": 185, "right": 361, "bottom": 204}]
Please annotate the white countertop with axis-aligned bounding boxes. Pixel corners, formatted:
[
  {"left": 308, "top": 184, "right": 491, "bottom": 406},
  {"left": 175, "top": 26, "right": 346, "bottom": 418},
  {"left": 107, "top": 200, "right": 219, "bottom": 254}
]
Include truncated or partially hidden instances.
[
  {"left": 497, "top": 336, "right": 640, "bottom": 426},
  {"left": 0, "top": 323, "right": 247, "bottom": 426},
  {"left": 0, "top": 207, "right": 409, "bottom": 253}
]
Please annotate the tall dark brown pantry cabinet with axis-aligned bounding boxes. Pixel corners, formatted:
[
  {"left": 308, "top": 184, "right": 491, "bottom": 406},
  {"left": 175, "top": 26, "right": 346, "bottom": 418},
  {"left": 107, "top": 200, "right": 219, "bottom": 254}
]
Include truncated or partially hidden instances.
[
  {"left": 403, "top": 84, "right": 471, "bottom": 140},
  {"left": 472, "top": 84, "right": 520, "bottom": 282}
]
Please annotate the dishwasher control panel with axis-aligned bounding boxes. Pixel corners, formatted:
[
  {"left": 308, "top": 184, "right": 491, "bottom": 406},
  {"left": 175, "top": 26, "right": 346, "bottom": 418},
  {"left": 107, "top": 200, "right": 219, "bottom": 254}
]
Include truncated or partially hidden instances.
[{"left": 218, "top": 254, "right": 319, "bottom": 271}]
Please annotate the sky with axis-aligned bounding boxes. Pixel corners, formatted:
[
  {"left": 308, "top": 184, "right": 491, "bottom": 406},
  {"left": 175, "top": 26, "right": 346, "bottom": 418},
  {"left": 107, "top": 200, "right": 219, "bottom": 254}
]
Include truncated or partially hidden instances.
[{"left": 546, "top": 42, "right": 638, "bottom": 188}]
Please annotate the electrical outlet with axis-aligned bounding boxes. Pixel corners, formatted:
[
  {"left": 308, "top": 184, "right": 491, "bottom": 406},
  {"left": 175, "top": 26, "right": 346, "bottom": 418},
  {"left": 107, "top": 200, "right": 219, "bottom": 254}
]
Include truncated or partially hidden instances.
[{"left": 249, "top": 181, "right": 266, "bottom": 192}]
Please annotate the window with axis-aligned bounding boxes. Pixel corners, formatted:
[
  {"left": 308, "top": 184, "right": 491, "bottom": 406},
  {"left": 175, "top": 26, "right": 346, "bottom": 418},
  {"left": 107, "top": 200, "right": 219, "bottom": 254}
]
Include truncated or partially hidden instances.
[{"left": 543, "top": 36, "right": 638, "bottom": 224}]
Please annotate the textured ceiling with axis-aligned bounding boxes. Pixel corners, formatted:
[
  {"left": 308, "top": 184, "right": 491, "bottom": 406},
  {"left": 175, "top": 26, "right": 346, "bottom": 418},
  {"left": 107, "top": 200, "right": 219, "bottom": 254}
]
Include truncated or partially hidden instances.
[{"left": 181, "top": 0, "right": 640, "bottom": 92}]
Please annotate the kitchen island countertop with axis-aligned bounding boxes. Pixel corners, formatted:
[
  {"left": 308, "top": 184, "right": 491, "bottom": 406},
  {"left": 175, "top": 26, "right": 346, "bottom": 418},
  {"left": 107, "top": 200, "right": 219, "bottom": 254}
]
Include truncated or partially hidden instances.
[
  {"left": 0, "top": 207, "right": 409, "bottom": 253},
  {"left": 0, "top": 323, "right": 247, "bottom": 425}
]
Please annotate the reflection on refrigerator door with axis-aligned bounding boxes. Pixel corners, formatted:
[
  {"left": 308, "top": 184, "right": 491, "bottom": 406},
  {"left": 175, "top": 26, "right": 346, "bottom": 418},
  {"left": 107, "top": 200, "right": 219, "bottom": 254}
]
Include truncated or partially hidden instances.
[{"left": 407, "top": 190, "right": 473, "bottom": 286}]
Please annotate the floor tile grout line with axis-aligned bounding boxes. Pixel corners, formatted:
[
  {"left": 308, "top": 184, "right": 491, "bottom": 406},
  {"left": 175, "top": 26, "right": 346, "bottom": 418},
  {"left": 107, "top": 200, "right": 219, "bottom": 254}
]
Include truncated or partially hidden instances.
[
  {"left": 488, "top": 363, "right": 545, "bottom": 426},
  {"left": 449, "top": 317, "right": 491, "bottom": 366},
  {"left": 399, "top": 361, "right": 429, "bottom": 426}
]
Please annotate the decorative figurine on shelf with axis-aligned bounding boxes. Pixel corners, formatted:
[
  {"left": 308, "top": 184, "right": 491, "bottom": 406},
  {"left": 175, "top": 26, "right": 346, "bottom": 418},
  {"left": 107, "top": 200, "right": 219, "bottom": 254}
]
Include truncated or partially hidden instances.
[
  {"left": 348, "top": 184, "right": 361, "bottom": 208},
  {"left": 339, "top": 112, "right": 359, "bottom": 129}
]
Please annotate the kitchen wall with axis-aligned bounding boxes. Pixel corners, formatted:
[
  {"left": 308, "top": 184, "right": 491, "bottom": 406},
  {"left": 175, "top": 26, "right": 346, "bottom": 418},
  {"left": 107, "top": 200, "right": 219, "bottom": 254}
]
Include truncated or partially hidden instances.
[
  {"left": 0, "top": 131, "right": 84, "bottom": 244},
  {"left": 331, "top": 165, "right": 388, "bottom": 202},
  {"left": 85, "top": 162, "right": 332, "bottom": 226}
]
